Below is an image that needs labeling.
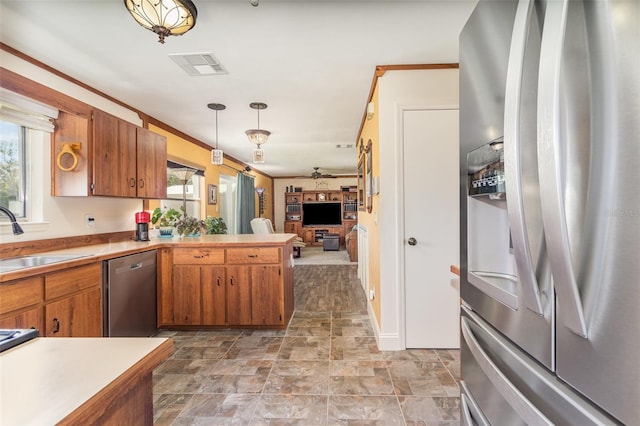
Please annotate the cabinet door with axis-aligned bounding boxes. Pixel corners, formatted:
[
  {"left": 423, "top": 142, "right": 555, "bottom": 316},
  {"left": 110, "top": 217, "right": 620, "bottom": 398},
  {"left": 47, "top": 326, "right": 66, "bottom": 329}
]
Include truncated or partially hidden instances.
[
  {"left": 45, "top": 287, "right": 102, "bottom": 337},
  {"left": 173, "top": 265, "right": 202, "bottom": 325},
  {"left": 136, "top": 127, "right": 167, "bottom": 199},
  {"left": 303, "top": 229, "right": 314, "bottom": 244},
  {"left": 284, "top": 221, "right": 301, "bottom": 237},
  {"left": 52, "top": 111, "right": 92, "bottom": 196},
  {"left": 0, "top": 307, "right": 42, "bottom": 330},
  {"left": 93, "top": 110, "right": 137, "bottom": 197},
  {"left": 201, "top": 266, "right": 226, "bottom": 325},
  {"left": 226, "top": 266, "right": 252, "bottom": 325},
  {"left": 251, "top": 265, "right": 283, "bottom": 325}
]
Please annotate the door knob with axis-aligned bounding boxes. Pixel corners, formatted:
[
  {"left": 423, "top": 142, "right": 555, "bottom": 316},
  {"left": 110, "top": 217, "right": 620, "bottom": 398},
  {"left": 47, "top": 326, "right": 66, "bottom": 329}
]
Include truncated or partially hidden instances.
[{"left": 408, "top": 237, "right": 417, "bottom": 246}]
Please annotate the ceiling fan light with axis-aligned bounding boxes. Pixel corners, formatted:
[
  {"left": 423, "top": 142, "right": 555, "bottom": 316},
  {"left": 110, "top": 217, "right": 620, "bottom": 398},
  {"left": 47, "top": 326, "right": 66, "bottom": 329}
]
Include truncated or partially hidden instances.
[
  {"left": 211, "top": 149, "right": 223, "bottom": 165},
  {"left": 124, "top": 0, "right": 197, "bottom": 44},
  {"left": 245, "top": 129, "right": 271, "bottom": 145}
]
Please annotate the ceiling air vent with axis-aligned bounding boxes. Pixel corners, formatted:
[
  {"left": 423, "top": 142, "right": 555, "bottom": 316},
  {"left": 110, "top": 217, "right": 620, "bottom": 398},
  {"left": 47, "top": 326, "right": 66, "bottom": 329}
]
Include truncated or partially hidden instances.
[{"left": 168, "top": 53, "right": 228, "bottom": 76}]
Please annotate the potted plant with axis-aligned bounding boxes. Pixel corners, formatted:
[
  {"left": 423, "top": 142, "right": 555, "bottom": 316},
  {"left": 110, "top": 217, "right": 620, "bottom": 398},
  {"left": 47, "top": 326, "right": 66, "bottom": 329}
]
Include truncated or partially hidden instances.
[
  {"left": 175, "top": 215, "right": 206, "bottom": 237},
  {"left": 151, "top": 207, "right": 182, "bottom": 237},
  {"left": 204, "top": 216, "right": 227, "bottom": 234}
]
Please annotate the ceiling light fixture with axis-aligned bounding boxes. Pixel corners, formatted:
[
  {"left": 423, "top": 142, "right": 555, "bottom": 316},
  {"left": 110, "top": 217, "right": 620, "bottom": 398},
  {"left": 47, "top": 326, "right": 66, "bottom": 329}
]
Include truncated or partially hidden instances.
[
  {"left": 208, "top": 103, "right": 225, "bottom": 165},
  {"left": 124, "top": 0, "right": 198, "bottom": 44},
  {"left": 245, "top": 102, "right": 271, "bottom": 146}
]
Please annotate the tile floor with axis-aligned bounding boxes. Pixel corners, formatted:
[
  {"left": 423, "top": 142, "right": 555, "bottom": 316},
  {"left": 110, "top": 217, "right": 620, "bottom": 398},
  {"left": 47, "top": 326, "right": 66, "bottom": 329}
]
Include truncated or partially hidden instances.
[{"left": 153, "top": 264, "right": 460, "bottom": 425}]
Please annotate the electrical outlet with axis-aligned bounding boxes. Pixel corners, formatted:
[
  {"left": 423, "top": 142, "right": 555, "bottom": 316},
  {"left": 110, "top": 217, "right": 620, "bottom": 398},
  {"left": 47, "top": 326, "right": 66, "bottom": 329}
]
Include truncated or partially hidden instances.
[
  {"left": 369, "top": 289, "right": 375, "bottom": 300},
  {"left": 85, "top": 214, "right": 95, "bottom": 228}
]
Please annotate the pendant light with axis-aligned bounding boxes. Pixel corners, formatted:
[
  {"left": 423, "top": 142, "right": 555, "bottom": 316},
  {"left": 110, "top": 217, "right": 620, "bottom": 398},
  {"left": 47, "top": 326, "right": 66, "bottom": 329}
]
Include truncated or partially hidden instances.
[
  {"left": 124, "top": 0, "right": 198, "bottom": 44},
  {"left": 245, "top": 102, "right": 270, "bottom": 146},
  {"left": 208, "top": 103, "right": 225, "bottom": 165}
]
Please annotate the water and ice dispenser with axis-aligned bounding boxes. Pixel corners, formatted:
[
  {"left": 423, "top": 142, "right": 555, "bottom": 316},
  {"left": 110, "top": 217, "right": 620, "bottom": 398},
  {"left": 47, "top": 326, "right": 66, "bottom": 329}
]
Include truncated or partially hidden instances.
[{"left": 466, "top": 139, "right": 519, "bottom": 309}]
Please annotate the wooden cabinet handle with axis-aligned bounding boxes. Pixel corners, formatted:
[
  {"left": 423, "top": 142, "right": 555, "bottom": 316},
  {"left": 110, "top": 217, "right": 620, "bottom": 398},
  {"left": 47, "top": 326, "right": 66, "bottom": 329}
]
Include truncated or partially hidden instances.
[
  {"left": 130, "top": 178, "right": 136, "bottom": 188},
  {"left": 230, "top": 276, "right": 234, "bottom": 286},
  {"left": 52, "top": 318, "right": 60, "bottom": 334},
  {"left": 217, "top": 276, "right": 221, "bottom": 286},
  {"left": 139, "top": 179, "right": 145, "bottom": 188},
  {"left": 248, "top": 254, "right": 258, "bottom": 258}
]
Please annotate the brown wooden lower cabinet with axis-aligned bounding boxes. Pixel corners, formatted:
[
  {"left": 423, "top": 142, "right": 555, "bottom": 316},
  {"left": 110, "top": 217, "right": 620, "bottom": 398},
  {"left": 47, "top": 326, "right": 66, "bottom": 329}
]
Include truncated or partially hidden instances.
[
  {"left": 0, "top": 306, "right": 42, "bottom": 330},
  {"left": 251, "top": 265, "right": 283, "bottom": 326},
  {"left": 44, "top": 287, "right": 102, "bottom": 337},
  {"left": 0, "top": 264, "right": 102, "bottom": 337},
  {"left": 172, "top": 265, "right": 226, "bottom": 326},
  {"left": 0, "top": 276, "right": 43, "bottom": 330},
  {"left": 163, "top": 244, "right": 292, "bottom": 329},
  {"left": 225, "top": 265, "right": 252, "bottom": 326}
]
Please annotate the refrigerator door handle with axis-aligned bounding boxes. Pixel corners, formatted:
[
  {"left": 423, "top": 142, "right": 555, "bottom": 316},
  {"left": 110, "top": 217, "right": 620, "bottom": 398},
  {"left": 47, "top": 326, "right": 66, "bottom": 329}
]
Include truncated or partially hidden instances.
[
  {"left": 461, "top": 381, "right": 490, "bottom": 426},
  {"left": 461, "top": 316, "right": 553, "bottom": 425},
  {"left": 537, "top": 0, "right": 588, "bottom": 338},
  {"left": 460, "top": 394, "right": 473, "bottom": 426},
  {"left": 504, "top": 0, "right": 544, "bottom": 315}
]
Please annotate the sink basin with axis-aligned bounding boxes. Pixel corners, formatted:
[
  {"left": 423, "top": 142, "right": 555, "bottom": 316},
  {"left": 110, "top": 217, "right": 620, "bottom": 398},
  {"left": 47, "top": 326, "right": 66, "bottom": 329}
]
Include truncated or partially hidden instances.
[{"left": 0, "top": 254, "right": 91, "bottom": 273}]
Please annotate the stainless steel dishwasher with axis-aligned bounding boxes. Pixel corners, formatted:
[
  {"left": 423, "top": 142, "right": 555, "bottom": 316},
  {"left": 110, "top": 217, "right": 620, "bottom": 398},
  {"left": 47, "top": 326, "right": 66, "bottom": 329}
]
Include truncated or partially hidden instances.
[{"left": 103, "top": 250, "right": 157, "bottom": 337}]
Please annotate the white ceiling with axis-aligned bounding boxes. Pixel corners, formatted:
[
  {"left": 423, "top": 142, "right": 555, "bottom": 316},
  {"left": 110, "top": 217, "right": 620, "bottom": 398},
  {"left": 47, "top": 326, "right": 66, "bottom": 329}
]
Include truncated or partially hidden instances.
[{"left": 0, "top": 0, "right": 476, "bottom": 178}]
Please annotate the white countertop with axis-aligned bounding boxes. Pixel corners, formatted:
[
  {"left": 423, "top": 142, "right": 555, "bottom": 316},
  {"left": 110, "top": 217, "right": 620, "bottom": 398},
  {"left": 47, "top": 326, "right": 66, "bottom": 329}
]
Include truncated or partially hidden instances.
[
  {"left": 0, "top": 337, "right": 171, "bottom": 425},
  {"left": 0, "top": 233, "right": 297, "bottom": 282}
]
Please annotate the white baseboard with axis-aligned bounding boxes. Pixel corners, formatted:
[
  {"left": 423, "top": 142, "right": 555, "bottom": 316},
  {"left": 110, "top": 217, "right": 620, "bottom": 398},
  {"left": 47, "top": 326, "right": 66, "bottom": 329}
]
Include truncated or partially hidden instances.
[{"left": 368, "top": 302, "right": 402, "bottom": 351}]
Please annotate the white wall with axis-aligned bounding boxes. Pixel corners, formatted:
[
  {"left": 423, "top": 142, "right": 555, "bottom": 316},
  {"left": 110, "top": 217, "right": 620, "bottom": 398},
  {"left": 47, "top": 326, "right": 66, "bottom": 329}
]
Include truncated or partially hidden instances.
[
  {"left": 376, "top": 68, "right": 459, "bottom": 349},
  {"left": 273, "top": 177, "right": 356, "bottom": 232},
  {"left": 1, "top": 51, "right": 144, "bottom": 242}
]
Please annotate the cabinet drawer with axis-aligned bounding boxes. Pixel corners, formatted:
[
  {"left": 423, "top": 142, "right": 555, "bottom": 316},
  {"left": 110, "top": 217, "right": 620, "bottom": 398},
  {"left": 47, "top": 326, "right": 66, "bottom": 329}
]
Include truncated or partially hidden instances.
[
  {"left": 45, "top": 263, "right": 101, "bottom": 301},
  {"left": 226, "top": 247, "right": 280, "bottom": 264},
  {"left": 0, "top": 277, "right": 44, "bottom": 315},
  {"left": 173, "top": 248, "right": 225, "bottom": 265}
]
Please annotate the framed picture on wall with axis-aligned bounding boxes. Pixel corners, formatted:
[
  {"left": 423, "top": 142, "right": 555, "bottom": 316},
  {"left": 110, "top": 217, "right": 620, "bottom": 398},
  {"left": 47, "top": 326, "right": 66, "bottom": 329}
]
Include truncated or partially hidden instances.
[
  {"left": 366, "top": 139, "right": 373, "bottom": 213},
  {"left": 357, "top": 154, "right": 366, "bottom": 211},
  {"left": 208, "top": 184, "right": 217, "bottom": 205}
]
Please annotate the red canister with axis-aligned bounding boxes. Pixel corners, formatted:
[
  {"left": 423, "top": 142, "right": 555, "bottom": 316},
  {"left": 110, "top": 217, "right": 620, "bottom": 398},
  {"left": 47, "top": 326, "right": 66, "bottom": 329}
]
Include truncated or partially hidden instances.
[{"left": 135, "top": 211, "right": 150, "bottom": 224}]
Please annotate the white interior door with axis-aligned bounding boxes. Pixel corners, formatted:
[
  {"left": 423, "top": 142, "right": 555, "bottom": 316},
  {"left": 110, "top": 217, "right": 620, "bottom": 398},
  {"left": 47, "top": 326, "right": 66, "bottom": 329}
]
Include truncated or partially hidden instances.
[{"left": 404, "top": 108, "right": 460, "bottom": 348}]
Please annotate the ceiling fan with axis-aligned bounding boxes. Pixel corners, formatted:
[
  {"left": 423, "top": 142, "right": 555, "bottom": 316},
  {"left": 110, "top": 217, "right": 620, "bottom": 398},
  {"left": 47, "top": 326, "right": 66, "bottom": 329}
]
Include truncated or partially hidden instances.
[{"left": 298, "top": 167, "right": 337, "bottom": 179}]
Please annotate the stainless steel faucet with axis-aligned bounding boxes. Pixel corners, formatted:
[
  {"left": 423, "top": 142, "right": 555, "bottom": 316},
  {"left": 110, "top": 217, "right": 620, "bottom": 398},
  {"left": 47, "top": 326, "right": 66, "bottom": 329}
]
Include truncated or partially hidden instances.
[{"left": 0, "top": 206, "right": 24, "bottom": 235}]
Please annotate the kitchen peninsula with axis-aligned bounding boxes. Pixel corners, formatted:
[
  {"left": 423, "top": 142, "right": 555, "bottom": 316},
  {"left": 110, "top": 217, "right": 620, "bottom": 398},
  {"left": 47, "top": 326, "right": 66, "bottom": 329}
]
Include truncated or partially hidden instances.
[
  {"left": 0, "top": 234, "right": 297, "bottom": 334},
  {"left": 0, "top": 337, "right": 172, "bottom": 425}
]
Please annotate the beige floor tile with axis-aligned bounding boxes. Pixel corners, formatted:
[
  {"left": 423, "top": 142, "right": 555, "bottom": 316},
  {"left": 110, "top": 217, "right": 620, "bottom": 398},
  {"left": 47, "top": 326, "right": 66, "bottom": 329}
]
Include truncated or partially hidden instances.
[{"left": 153, "top": 264, "right": 460, "bottom": 425}]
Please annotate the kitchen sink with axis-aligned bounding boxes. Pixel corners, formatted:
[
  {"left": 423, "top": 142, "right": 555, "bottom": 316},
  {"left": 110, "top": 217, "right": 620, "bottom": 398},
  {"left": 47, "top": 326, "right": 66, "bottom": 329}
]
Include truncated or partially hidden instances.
[{"left": 0, "top": 254, "right": 91, "bottom": 273}]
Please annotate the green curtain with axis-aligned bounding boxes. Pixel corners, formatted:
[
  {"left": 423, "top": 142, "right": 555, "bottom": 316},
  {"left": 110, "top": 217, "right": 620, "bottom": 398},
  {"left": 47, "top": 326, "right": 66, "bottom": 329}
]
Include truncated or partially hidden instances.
[{"left": 236, "top": 172, "right": 256, "bottom": 234}]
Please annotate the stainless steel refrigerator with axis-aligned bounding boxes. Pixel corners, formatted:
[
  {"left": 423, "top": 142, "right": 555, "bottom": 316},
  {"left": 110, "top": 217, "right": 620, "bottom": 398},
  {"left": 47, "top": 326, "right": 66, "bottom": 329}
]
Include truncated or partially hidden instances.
[{"left": 459, "top": 0, "right": 639, "bottom": 424}]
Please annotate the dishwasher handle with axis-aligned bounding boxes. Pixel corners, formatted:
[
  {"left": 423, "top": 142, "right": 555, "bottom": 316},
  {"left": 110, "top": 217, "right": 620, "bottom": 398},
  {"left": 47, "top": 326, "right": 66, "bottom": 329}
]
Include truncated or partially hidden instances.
[{"left": 130, "top": 262, "right": 142, "bottom": 270}]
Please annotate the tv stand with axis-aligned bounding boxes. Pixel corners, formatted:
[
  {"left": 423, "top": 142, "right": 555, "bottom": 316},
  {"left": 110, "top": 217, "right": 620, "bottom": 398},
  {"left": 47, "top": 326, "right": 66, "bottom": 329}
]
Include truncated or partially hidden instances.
[
  {"left": 303, "top": 226, "right": 344, "bottom": 247},
  {"left": 314, "top": 229, "right": 329, "bottom": 243}
]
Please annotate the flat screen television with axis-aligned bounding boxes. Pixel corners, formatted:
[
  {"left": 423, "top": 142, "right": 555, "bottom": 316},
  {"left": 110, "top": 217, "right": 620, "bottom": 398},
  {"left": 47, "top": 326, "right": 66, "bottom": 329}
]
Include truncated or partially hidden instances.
[{"left": 302, "top": 202, "right": 342, "bottom": 226}]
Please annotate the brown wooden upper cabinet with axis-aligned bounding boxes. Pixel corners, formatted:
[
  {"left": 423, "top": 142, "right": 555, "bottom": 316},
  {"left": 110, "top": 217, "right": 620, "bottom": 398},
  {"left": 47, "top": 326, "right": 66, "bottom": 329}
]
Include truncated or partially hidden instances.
[{"left": 53, "top": 109, "right": 167, "bottom": 198}]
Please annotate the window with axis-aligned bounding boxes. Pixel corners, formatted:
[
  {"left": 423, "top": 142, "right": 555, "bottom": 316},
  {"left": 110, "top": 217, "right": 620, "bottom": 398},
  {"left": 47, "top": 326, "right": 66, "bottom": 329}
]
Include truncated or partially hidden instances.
[
  {"left": 161, "top": 163, "right": 205, "bottom": 218},
  {"left": 0, "top": 88, "right": 58, "bottom": 225},
  {"left": 0, "top": 120, "right": 26, "bottom": 218}
]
